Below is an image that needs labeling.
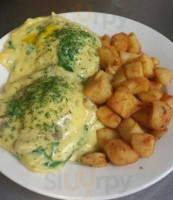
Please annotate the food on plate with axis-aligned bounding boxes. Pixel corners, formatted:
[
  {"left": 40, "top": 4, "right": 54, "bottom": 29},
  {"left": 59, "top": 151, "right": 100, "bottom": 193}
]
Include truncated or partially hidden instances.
[
  {"left": 0, "top": 13, "right": 172, "bottom": 172},
  {"left": 84, "top": 31, "right": 173, "bottom": 167},
  {"left": 104, "top": 139, "right": 139, "bottom": 166},
  {"left": 0, "top": 13, "right": 103, "bottom": 173}
]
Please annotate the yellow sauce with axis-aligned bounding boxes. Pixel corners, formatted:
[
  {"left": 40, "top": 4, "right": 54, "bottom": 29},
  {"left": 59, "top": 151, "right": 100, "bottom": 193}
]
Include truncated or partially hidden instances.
[{"left": 0, "top": 13, "right": 102, "bottom": 173}]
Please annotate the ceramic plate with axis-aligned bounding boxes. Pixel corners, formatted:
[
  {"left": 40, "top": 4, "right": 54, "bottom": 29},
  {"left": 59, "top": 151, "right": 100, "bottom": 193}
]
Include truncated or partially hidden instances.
[{"left": 0, "top": 12, "right": 173, "bottom": 200}]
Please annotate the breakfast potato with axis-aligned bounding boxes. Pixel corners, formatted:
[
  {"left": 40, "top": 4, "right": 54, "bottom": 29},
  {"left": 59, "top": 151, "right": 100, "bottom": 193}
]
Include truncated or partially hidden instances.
[
  {"left": 97, "top": 128, "right": 120, "bottom": 149},
  {"left": 81, "top": 152, "right": 107, "bottom": 167},
  {"left": 150, "top": 128, "right": 168, "bottom": 141},
  {"left": 104, "top": 139, "right": 139, "bottom": 166},
  {"left": 100, "top": 34, "right": 111, "bottom": 47},
  {"left": 111, "top": 32, "right": 128, "bottom": 52},
  {"left": 107, "top": 90, "right": 140, "bottom": 118},
  {"left": 134, "top": 54, "right": 155, "bottom": 78},
  {"left": 120, "top": 77, "right": 149, "bottom": 95},
  {"left": 97, "top": 46, "right": 115, "bottom": 69},
  {"left": 151, "top": 57, "right": 160, "bottom": 66},
  {"left": 118, "top": 118, "right": 144, "bottom": 144},
  {"left": 120, "top": 51, "right": 139, "bottom": 65},
  {"left": 150, "top": 101, "right": 173, "bottom": 130},
  {"left": 137, "top": 89, "right": 163, "bottom": 103},
  {"left": 161, "top": 94, "right": 173, "bottom": 109},
  {"left": 132, "top": 108, "right": 151, "bottom": 128},
  {"left": 131, "top": 133, "right": 155, "bottom": 158},
  {"left": 155, "top": 67, "right": 173, "bottom": 84},
  {"left": 125, "top": 61, "right": 144, "bottom": 79},
  {"left": 149, "top": 81, "right": 165, "bottom": 92},
  {"left": 108, "top": 46, "right": 122, "bottom": 66},
  {"left": 128, "top": 32, "right": 141, "bottom": 54},
  {"left": 111, "top": 67, "right": 127, "bottom": 88},
  {"left": 94, "top": 70, "right": 113, "bottom": 81},
  {"left": 96, "top": 106, "right": 121, "bottom": 128},
  {"left": 84, "top": 75, "right": 112, "bottom": 104},
  {"left": 106, "top": 65, "right": 120, "bottom": 75}
]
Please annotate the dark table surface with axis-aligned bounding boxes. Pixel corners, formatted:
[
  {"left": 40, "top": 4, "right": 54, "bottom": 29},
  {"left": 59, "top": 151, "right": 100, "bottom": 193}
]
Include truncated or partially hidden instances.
[{"left": 0, "top": 0, "right": 173, "bottom": 200}]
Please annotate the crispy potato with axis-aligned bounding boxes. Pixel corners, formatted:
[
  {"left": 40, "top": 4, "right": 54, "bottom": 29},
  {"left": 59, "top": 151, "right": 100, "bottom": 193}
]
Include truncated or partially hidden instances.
[
  {"left": 106, "top": 65, "right": 120, "bottom": 75},
  {"left": 111, "top": 67, "right": 127, "bottom": 88},
  {"left": 137, "top": 89, "right": 163, "bottom": 103},
  {"left": 96, "top": 106, "right": 121, "bottom": 128},
  {"left": 132, "top": 108, "right": 151, "bottom": 128},
  {"left": 134, "top": 54, "right": 155, "bottom": 78},
  {"left": 84, "top": 75, "right": 112, "bottom": 104},
  {"left": 97, "top": 46, "right": 115, "bottom": 69},
  {"left": 155, "top": 67, "right": 173, "bottom": 84},
  {"left": 149, "top": 81, "right": 166, "bottom": 92},
  {"left": 100, "top": 34, "right": 111, "bottom": 47},
  {"left": 104, "top": 139, "right": 139, "bottom": 166},
  {"left": 151, "top": 57, "right": 160, "bottom": 66},
  {"left": 150, "top": 128, "right": 168, "bottom": 141},
  {"left": 125, "top": 61, "right": 144, "bottom": 79},
  {"left": 108, "top": 46, "right": 122, "bottom": 66},
  {"left": 120, "top": 77, "right": 149, "bottom": 94},
  {"left": 118, "top": 118, "right": 144, "bottom": 144},
  {"left": 120, "top": 51, "right": 139, "bottom": 65},
  {"left": 81, "top": 152, "right": 107, "bottom": 167},
  {"left": 111, "top": 33, "right": 128, "bottom": 52},
  {"left": 150, "top": 101, "right": 173, "bottom": 130},
  {"left": 128, "top": 32, "right": 141, "bottom": 54},
  {"left": 161, "top": 94, "right": 173, "bottom": 109},
  {"left": 131, "top": 133, "right": 155, "bottom": 158},
  {"left": 97, "top": 128, "right": 120, "bottom": 149},
  {"left": 107, "top": 90, "right": 140, "bottom": 118},
  {"left": 94, "top": 70, "right": 113, "bottom": 82}
]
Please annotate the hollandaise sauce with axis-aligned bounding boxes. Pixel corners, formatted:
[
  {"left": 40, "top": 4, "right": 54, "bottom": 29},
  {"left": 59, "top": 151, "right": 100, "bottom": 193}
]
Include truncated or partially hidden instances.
[{"left": 0, "top": 13, "right": 102, "bottom": 173}]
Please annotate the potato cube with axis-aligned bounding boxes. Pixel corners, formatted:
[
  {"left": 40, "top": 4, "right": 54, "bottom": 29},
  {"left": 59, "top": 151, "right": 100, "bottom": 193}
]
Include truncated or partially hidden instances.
[
  {"left": 106, "top": 65, "right": 120, "bottom": 75},
  {"left": 111, "top": 32, "right": 128, "bottom": 52},
  {"left": 107, "top": 90, "right": 140, "bottom": 118},
  {"left": 150, "top": 101, "right": 173, "bottom": 130},
  {"left": 84, "top": 76, "right": 112, "bottom": 104},
  {"left": 100, "top": 34, "right": 111, "bottom": 47},
  {"left": 161, "top": 94, "right": 173, "bottom": 109},
  {"left": 97, "top": 46, "right": 115, "bottom": 69},
  {"left": 125, "top": 61, "right": 144, "bottom": 79},
  {"left": 81, "top": 152, "right": 107, "bottom": 167},
  {"left": 97, "top": 128, "right": 120, "bottom": 149},
  {"left": 111, "top": 67, "right": 127, "bottom": 88},
  {"left": 118, "top": 118, "right": 144, "bottom": 144},
  {"left": 120, "top": 51, "right": 139, "bottom": 65},
  {"left": 155, "top": 67, "right": 173, "bottom": 84},
  {"left": 131, "top": 133, "right": 155, "bottom": 158},
  {"left": 132, "top": 109, "right": 151, "bottom": 128},
  {"left": 108, "top": 46, "right": 122, "bottom": 66},
  {"left": 120, "top": 77, "right": 149, "bottom": 94},
  {"left": 128, "top": 32, "right": 141, "bottom": 54},
  {"left": 135, "top": 54, "right": 155, "bottom": 78},
  {"left": 150, "top": 128, "right": 168, "bottom": 141},
  {"left": 96, "top": 106, "right": 121, "bottom": 128},
  {"left": 104, "top": 139, "right": 139, "bottom": 166},
  {"left": 149, "top": 81, "right": 166, "bottom": 92},
  {"left": 137, "top": 89, "right": 163, "bottom": 103},
  {"left": 151, "top": 57, "right": 160, "bottom": 66},
  {"left": 94, "top": 70, "right": 113, "bottom": 82}
]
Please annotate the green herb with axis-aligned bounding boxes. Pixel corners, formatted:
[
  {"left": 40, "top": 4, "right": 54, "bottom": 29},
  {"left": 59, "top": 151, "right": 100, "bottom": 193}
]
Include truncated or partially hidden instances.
[
  {"left": 26, "top": 44, "right": 35, "bottom": 55},
  {"left": 53, "top": 26, "right": 97, "bottom": 72},
  {"left": 6, "top": 75, "right": 71, "bottom": 120},
  {"left": 7, "top": 41, "right": 14, "bottom": 49}
]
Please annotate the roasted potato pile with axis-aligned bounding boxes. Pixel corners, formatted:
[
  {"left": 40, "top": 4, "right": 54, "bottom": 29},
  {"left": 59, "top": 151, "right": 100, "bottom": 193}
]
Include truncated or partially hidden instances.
[{"left": 82, "top": 32, "right": 173, "bottom": 168}]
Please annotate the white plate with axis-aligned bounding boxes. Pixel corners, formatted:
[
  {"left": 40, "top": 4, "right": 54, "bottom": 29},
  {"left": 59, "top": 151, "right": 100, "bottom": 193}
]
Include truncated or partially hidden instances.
[{"left": 0, "top": 12, "right": 173, "bottom": 200}]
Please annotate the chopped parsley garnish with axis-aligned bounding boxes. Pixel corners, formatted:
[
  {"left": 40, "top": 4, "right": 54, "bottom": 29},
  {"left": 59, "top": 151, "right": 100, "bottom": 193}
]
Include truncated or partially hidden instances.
[{"left": 53, "top": 26, "right": 97, "bottom": 72}]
